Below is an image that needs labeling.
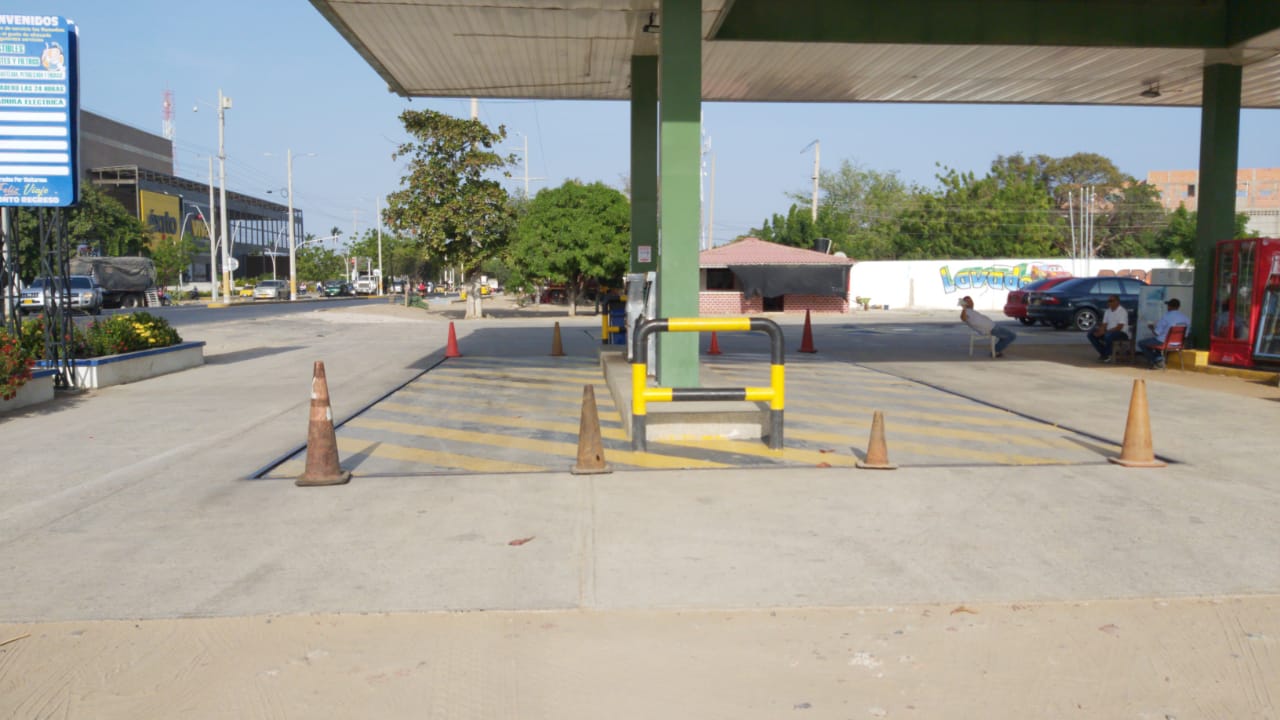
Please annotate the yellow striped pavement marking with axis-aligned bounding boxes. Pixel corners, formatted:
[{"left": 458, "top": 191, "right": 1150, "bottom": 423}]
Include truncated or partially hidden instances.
[
  {"left": 788, "top": 400, "right": 1050, "bottom": 431},
  {"left": 348, "top": 417, "right": 731, "bottom": 470},
  {"left": 401, "top": 376, "right": 617, "bottom": 403},
  {"left": 384, "top": 388, "right": 623, "bottom": 424},
  {"left": 657, "top": 436, "right": 858, "bottom": 467},
  {"left": 433, "top": 365, "right": 606, "bottom": 381},
  {"left": 336, "top": 436, "right": 546, "bottom": 473},
  {"left": 376, "top": 401, "right": 629, "bottom": 440},
  {"left": 787, "top": 427, "right": 1083, "bottom": 466},
  {"left": 784, "top": 409, "right": 1082, "bottom": 450}
]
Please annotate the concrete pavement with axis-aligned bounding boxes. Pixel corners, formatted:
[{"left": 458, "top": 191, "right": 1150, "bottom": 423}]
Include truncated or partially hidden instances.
[{"left": 2, "top": 303, "right": 1278, "bottom": 717}]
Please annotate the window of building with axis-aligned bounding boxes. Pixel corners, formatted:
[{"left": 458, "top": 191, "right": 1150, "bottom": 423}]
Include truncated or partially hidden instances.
[{"left": 1187, "top": 184, "right": 1196, "bottom": 198}]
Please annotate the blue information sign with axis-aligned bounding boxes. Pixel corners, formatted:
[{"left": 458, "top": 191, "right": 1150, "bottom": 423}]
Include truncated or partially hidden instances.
[{"left": 0, "top": 14, "right": 78, "bottom": 207}]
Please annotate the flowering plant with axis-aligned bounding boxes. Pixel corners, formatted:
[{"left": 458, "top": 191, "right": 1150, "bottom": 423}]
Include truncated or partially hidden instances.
[
  {"left": 83, "top": 312, "right": 182, "bottom": 358},
  {"left": 0, "top": 328, "right": 36, "bottom": 401}
]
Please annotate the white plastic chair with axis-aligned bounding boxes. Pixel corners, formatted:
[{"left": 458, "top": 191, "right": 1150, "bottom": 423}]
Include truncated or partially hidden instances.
[{"left": 969, "top": 332, "right": 996, "bottom": 358}]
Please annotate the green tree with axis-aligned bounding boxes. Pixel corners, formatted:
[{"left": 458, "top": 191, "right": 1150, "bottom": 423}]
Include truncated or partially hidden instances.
[
  {"left": 149, "top": 232, "right": 199, "bottom": 286},
  {"left": 12, "top": 185, "right": 150, "bottom": 282},
  {"left": 507, "top": 180, "right": 630, "bottom": 316},
  {"left": 1155, "top": 208, "right": 1255, "bottom": 262},
  {"left": 296, "top": 243, "right": 344, "bottom": 284},
  {"left": 384, "top": 109, "right": 515, "bottom": 319},
  {"left": 799, "top": 160, "right": 913, "bottom": 259}
]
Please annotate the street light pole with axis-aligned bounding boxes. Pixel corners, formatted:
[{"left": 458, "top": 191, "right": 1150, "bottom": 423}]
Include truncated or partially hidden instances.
[
  {"left": 375, "top": 196, "right": 383, "bottom": 296},
  {"left": 217, "top": 88, "right": 232, "bottom": 304},
  {"left": 206, "top": 157, "right": 216, "bottom": 298},
  {"left": 287, "top": 148, "right": 296, "bottom": 300}
]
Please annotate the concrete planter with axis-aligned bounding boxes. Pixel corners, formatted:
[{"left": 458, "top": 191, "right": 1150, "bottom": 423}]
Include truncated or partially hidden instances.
[
  {"left": 0, "top": 368, "right": 56, "bottom": 414},
  {"left": 38, "top": 341, "right": 205, "bottom": 389}
]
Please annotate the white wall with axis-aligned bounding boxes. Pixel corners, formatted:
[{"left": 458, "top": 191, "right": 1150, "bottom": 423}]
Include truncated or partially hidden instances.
[{"left": 848, "top": 258, "right": 1185, "bottom": 311}]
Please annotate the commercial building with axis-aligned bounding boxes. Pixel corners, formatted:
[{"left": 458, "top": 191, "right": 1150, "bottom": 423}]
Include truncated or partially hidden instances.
[
  {"left": 78, "top": 110, "right": 303, "bottom": 285},
  {"left": 1147, "top": 168, "right": 1280, "bottom": 237}
]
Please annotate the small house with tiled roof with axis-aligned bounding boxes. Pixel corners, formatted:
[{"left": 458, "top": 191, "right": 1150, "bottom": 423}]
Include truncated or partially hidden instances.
[{"left": 699, "top": 237, "right": 854, "bottom": 314}]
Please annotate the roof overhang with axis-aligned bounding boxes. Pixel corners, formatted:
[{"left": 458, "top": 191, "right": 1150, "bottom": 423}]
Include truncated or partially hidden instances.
[{"left": 310, "top": 0, "right": 1280, "bottom": 107}]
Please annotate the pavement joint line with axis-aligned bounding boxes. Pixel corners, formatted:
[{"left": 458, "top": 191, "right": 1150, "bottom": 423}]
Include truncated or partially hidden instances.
[
  {"left": 852, "top": 361, "right": 1183, "bottom": 465},
  {"left": 243, "top": 352, "right": 449, "bottom": 480}
]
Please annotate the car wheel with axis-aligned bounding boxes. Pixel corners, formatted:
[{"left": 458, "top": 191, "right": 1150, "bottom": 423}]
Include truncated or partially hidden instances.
[
  {"left": 1018, "top": 317, "right": 1035, "bottom": 326},
  {"left": 1072, "top": 308, "right": 1099, "bottom": 332},
  {"left": 122, "top": 294, "right": 141, "bottom": 309},
  {"left": 91, "top": 306, "right": 101, "bottom": 316}
]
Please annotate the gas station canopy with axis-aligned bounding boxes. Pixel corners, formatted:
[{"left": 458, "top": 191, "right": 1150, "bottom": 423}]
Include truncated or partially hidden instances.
[{"left": 309, "top": 0, "right": 1280, "bottom": 106}]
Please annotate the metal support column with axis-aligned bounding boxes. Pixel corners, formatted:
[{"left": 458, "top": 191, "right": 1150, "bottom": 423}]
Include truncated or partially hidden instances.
[
  {"left": 657, "top": 0, "right": 702, "bottom": 387},
  {"left": 1192, "top": 63, "right": 1242, "bottom": 349},
  {"left": 630, "top": 55, "right": 658, "bottom": 276}
]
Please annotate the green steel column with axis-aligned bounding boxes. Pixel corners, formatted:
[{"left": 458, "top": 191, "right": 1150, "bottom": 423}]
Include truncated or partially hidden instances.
[
  {"left": 1192, "top": 63, "right": 1242, "bottom": 349},
  {"left": 630, "top": 55, "right": 658, "bottom": 275},
  {"left": 657, "top": 0, "right": 701, "bottom": 387}
]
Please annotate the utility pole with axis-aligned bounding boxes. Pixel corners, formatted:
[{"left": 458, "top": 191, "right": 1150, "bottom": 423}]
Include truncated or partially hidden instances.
[
  {"left": 470, "top": 98, "right": 478, "bottom": 120},
  {"left": 217, "top": 88, "right": 232, "bottom": 304},
  {"left": 804, "top": 139, "right": 821, "bottom": 223},
  {"left": 351, "top": 209, "right": 359, "bottom": 283},
  {"left": 286, "top": 148, "right": 296, "bottom": 301},
  {"left": 708, "top": 152, "right": 716, "bottom": 249}
]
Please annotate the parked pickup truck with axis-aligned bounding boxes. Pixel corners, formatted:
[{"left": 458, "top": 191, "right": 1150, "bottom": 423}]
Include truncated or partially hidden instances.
[
  {"left": 352, "top": 274, "right": 378, "bottom": 295},
  {"left": 19, "top": 275, "right": 103, "bottom": 315}
]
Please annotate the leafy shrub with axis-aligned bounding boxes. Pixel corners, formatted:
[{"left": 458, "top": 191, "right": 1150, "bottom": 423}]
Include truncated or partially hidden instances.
[
  {"left": 18, "top": 315, "right": 89, "bottom": 361},
  {"left": 0, "top": 328, "right": 36, "bottom": 401},
  {"left": 82, "top": 312, "right": 182, "bottom": 357}
]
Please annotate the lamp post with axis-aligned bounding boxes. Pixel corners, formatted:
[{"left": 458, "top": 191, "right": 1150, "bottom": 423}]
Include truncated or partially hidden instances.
[
  {"left": 217, "top": 90, "right": 232, "bottom": 304},
  {"left": 195, "top": 92, "right": 233, "bottom": 302},
  {"left": 267, "top": 150, "right": 316, "bottom": 301}
]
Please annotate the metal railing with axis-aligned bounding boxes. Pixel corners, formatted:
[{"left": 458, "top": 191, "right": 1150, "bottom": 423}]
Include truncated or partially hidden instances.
[{"left": 630, "top": 316, "right": 785, "bottom": 451}]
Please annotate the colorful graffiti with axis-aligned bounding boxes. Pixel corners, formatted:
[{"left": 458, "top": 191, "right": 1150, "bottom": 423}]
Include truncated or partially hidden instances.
[{"left": 939, "top": 263, "right": 1067, "bottom": 294}]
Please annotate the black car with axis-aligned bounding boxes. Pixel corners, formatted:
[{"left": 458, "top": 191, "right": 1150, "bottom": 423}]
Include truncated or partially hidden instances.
[{"left": 1025, "top": 276, "right": 1148, "bottom": 331}]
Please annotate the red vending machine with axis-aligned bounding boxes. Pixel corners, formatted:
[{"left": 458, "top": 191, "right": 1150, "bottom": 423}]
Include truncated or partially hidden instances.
[{"left": 1210, "top": 237, "right": 1280, "bottom": 368}]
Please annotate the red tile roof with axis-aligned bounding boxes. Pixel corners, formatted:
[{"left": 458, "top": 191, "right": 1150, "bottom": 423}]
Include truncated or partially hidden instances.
[{"left": 700, "top": 237, "right": 853, "bottom": 267}]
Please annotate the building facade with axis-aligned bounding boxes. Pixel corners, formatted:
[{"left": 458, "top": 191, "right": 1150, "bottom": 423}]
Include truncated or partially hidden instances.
[
  {"left": 79, "top": 111, "right": 303, "bottom": 285},
  {"left": 1147, "top": 168, "right": 1280, "bottom": 237}
]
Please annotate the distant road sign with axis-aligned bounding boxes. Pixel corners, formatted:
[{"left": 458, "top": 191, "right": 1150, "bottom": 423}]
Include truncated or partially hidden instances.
[
  {"left": 0, "top": 14, "right": 79, "bottom": 207},
  {"left": 227, "top": 257, "right": 240, "bottom": 271}
]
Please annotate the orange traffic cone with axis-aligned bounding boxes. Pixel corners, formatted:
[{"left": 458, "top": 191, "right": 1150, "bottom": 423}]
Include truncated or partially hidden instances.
[
  {"left": 296, "top": 361, "right": 352, "bottom": 486},
  {"left": 799, "top": 310, "right": 817, "bottom": 353},
  {"left": 571, "top": 385, "right": 612, "bottom": 475},
  {"left": 1108, "top": 379, "right": 1166, "bottom": 467},
  {"left": 551, "top": 322, "right": 565, "bottom": 356},
  {"left": 445, "top": 321, "right": 461, "bottom": 358},
  {"left": 708, "top": 331, "right": 722, "bottom": 355},
  {"left": 856, "top": 410, "right": 897, "bottom": 469}
]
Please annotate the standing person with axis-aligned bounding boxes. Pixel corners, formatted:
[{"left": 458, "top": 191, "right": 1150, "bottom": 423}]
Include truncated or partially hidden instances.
[
  {"left": 1139, "top": 298, "right": 1191, "bottom": 369},
  {"left": 1088, "top": 295, "right": 1129, "bottom": 363},
  {"left": 959, "top": 296, "right": 1016, "bottom": 357}
]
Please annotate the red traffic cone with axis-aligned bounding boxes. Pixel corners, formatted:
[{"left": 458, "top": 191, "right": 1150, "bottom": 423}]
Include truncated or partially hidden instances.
[
  {"left": 708, "top": 331, "right": 722, "bottom": 355},
  {"left": 799, "top": 310, "right": 817, "bottom": 353},
  {"left": 296, "top": 361, "right": 352, "bottom": 487},
  {"left": 445, "top": 321, "right": 461, "bottom": 358}
]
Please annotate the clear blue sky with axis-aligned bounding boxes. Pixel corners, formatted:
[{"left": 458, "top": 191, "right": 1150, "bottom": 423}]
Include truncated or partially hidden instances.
[{"left": 58, "top": 0, "right": 1279, "bottom": 244}]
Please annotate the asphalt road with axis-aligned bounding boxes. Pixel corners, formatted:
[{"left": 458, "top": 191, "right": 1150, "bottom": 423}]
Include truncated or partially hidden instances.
[{"left": 90, "top": 295, "right": 388, "bottom": 327}]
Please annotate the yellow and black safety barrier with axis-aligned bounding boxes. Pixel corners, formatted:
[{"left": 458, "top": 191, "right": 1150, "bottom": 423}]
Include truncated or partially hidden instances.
[{"left": 631, "top": 316, "right": 785, "bottom": 451}]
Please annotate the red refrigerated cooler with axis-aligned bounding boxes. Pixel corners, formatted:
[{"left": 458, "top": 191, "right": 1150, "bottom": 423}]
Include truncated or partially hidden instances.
[{"left": 1210, "top": 237, "right": 1280, "bottom": 368}]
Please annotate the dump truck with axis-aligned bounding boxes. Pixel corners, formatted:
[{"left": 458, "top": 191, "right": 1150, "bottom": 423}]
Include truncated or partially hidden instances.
[{"left": 68, "top": 256, "right": 158, "bottom": 309}]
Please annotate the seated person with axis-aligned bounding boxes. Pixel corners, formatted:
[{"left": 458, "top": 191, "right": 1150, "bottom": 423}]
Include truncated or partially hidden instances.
[
  {"left": 1138, "top": 298, "right": 1191, "bottom": 369},
  {"left": 1088, "top": 295, "right": 1129, "bottom": 363},
  {"left": 959, "top": 295, "right": 1016, "bottom": 357}
]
